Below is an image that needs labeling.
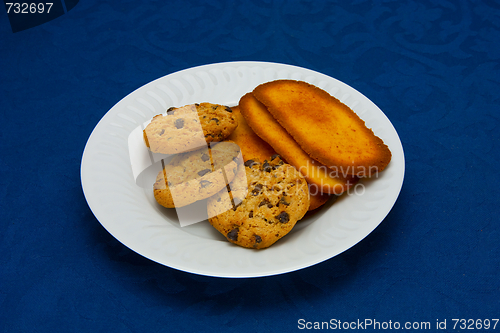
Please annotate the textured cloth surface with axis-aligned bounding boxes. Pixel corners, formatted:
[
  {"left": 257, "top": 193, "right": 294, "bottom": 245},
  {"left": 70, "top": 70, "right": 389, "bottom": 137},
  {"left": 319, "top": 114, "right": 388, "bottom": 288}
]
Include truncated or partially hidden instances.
[{"left": 1, "top": 1, "right": 499, "bottom": 332}]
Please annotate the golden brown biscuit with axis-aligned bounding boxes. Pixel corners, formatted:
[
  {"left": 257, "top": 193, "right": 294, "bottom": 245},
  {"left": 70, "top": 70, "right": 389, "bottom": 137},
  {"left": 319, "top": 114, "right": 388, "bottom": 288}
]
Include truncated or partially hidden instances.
[
  {"left": 239, "top": 92, "right": 357, "bottom": 195},
  {"left": 307, "top": 184, "right": 332, "bottom": 211},
  {"left": 228, "top": 105, "right": 332, "bottom": 211},
  {"left": 252, "top": 80, "right": 392, "bottom": 176},
  {"left": 226, "top": 105, "right": 276, "bottom": 162}
]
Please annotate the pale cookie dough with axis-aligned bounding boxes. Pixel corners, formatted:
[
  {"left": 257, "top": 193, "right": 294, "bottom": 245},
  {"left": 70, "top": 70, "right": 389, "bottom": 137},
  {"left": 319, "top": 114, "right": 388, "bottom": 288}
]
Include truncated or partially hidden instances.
[
  {"left": 154, "top": 141, "right": 241, "bottom": 208},
  {"left": 144, "top": 103, "right": 238, "bottom": 154}
]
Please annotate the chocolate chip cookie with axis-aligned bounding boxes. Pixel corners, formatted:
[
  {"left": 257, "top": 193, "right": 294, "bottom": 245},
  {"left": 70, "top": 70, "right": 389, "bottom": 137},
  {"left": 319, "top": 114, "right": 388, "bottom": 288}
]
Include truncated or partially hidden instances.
[
  {"left": 207, "top": 155, "right": 310, "bottom": 249},
  {"left": 154, "top": 141, "right": 242, "bottom": 208},
  {"left": 143, "top": 103, "right": 238, "bottom": 154}
]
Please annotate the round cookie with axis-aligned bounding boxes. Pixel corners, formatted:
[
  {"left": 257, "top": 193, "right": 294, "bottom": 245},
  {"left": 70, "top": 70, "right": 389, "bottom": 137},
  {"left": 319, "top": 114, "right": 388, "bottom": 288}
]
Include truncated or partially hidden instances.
[
  {"left": 207, "top": 155, "right": 310, "bottom": 249},
  {"left": 154, "top": 141, "right": 241, "bottom": 208},
  {"left": 143, "top": 103, "right": 238, "bottom": 154}
]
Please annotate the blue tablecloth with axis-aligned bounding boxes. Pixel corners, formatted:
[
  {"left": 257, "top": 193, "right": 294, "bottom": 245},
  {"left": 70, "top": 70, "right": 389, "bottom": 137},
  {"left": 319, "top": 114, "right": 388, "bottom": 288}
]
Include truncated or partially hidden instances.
[{"left": 1, "top": 1, "right": 499, "bottom": 332}]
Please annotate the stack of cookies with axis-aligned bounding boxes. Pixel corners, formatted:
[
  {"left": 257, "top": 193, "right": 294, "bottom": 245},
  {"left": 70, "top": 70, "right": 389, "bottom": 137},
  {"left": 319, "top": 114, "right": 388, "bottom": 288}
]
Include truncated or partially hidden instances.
[
  {"left": 144, "top": 80, "right": 392, "bottom": 249},
  {"left": 239, "top": 80, "right": 392, "bottom": 200},
  {"left": 144, "top": 102, "right": 310, "bottom": 249}
]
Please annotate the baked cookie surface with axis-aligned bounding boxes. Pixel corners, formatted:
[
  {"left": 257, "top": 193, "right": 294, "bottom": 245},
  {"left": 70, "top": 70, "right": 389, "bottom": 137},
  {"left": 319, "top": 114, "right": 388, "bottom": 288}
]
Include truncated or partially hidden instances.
[
  {"left": 307, "top": 184, "right": 333, "bottom": 211},
  {"left": 252, "top": 80, "right": 391, "bottom": 176},
  {"left": 226, "top": 105, "right": 276, "bottom": 163},
  {"left": 230, "top": 103, "right": 333, "bottom": 211},
  {"left": 239, "top": 92, "right": 358, "bottom": 194},
  {"left": 154, "top": 141, "right": 241, "bottom": 208},
  {"left": 144, "top": 103, "right": 238, "bottom": 154},
  {"left": 208, "top": 155, "right": 310, "bottom": 249}
]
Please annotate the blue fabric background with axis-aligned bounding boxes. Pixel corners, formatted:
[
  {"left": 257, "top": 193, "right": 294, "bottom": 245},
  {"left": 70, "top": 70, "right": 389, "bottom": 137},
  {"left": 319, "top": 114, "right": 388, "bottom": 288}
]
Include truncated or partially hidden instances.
[{"left": 1, "top": 0, "right": 499, "bottom": 332}]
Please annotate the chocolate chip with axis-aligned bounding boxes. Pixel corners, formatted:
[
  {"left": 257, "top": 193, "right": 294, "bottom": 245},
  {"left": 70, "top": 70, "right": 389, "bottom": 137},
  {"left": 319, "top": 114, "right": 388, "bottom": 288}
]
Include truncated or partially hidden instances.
[
  {"left": 225, "top": 106, "right": 233, "bottom": 113},
  {"left": 249, "top": 211, "right": 253, "bottom": 218},
  {"left": 200, "top": 180, "right": 211, "bottom": 188},
  {"left": 254, "top": 235, "right": 262, "bottom": 243},
  {"left": 166, "top": 107, "right": 176, "bottom": 115},
  {"left": 276, "top": 211, "right": 290, "bottom": 223},
  {"left": 271, "top": 154, "right": 281, "bottom": 161},
  {"left": 279, "top": 196, "right": 290, "bottom": 206},
  {"left": 227, "top": 228, "right": 239, "bottom": 241},
  {"left": 244, "top": 160, "right": 257, "bottom": 167},
  {"left": 211, "top": 118, "right": 219, "bottom": 124},
  {"left": 258, "top": 199, "right": 270, "bottom": 207},
  {"left": 175, "top": 118, "right": 184, "bottom": 129},
  {"left": 197, "top": 169, "right": 211, "bottom": 177},
  {"left": 258, "top": 199, "right": 273, "bottom": 208},
  {"left": 252, "top": 183, "right": 263, "bottom": 196},
  {"left": 262, "top": 161, "right": 273, "bottom": 172},
  {"left": 201, "top": 153, "right": 210, "bottom": 162}
]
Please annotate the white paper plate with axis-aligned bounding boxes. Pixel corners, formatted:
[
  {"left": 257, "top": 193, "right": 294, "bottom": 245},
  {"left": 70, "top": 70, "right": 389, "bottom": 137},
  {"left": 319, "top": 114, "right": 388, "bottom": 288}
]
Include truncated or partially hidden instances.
[{"left": 81, "top": 61, "right": 405, "bottom": 278}]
